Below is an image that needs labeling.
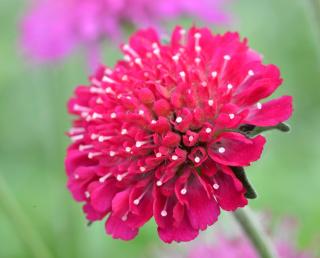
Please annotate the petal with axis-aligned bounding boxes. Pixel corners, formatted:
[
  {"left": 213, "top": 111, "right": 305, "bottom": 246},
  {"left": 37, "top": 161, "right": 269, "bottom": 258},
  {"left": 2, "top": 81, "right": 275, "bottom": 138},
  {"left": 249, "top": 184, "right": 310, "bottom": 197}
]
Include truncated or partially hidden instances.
[
  {"left": 244, "top": 96, "right": 293, "bottom": 126},
  {"left": 157, "top": 204, "right": 198, "bottom": 243},
  {"left": 183, "top": 176, "right": 220, "bottom": 230},
  {"left": 105, "top": 215, "right": 138, "bottom": 241},
  {"left": 90, "top": 179, "right": 118, "bottom": 213},
  {"left": 214, "top": 166, "right": 248, "bottom": 211},
  {"left": 208, "top": 132, "right": 266, "bottom": 166}
]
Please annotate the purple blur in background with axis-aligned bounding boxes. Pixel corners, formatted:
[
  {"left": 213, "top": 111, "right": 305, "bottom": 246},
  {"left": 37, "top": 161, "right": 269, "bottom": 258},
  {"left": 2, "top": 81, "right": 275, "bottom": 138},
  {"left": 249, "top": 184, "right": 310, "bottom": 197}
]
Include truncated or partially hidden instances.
[{"left": 21, "top": 0, "right": 229, "bottom": 65}]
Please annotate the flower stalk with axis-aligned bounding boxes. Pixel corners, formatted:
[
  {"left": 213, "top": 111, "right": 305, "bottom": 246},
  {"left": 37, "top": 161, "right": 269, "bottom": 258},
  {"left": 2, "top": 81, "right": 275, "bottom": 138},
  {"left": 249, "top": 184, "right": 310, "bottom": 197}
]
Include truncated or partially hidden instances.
[
  {"left": 0, "top": 176, "right": 53, "bottom": 258},
  {"left": 234, "top": 207, "right": 279, "bottom": 258}
]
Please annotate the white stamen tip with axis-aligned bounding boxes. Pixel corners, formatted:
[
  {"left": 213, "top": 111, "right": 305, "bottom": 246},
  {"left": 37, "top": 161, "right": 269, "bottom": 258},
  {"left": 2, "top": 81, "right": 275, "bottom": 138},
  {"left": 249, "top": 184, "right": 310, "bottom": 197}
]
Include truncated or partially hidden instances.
[
  {"left": 248, "top": 70, "right": 254, "bottom": 76},
  {"left": 139, "top": 166, "right": 146, "bottom": 172},
  {"left": 156, "top": 180, "right": 163, "bottom": 186},
  {"left": 227, "top": 83, "right": 233, "bottom": 90},
  {"left": 195, "top": 57, "right": 201, "bottom": 64},
  {"left": 138, "top": 110, "right": 144, "bottom": 115},
  {"left": 257, "top": 102, "right": 262, "bottom": 109},
  {"left": 125, "top": 147, "right": 131, "bottom": 153},
  {"left": 85, "top": 191, "right": 90, "bottom": 198},
  {"left": 180, "top": 188, "right": 187, "bottom": 195},
  {"left": 136, "top": 141, "right": 143, "bottom": 148},
  {"left": 172, "top": 155, "right": 178, "bottom": 161},
  {"left": 194, "top": 33, "right": 202, "bottom": 39},
  {"left": 110, "top": 112, "right": 117, "bottom": 119},
  {"left": 133, "top": 199, "right": 140, "bottom": 205},
  {"left": 195, "top": 46, "right": 201, "bottom": 52},
  {"left": 224, "top": 55, "right": 231, "bottom": 60},
  {"left": 155, "top": 152, "right": 162, "bottom": 158},
  {"left": 179, "top": 71, "right": 186, "bottom": 78},
  {"left": 201, "top": 81, "right": 207, "bottom": 87},
  {"left": 117, "top": 175, "right": 123, "bottom": 181},
  {"left": 74, "top": 174, "right": 79, "bottom": 179},
  {"left": 151, "top": 120, "right": 156, "bottom": 124},
  {"left": 205, "top": 128, "right": 212, "bottom": 134},
  {"left": 229, "top": 113, "right": 235, "bottom": 119},
  {"left": 176, "top": 116, "right": 183, "bottom": 123},
  {"left": 208, "top": 99, "right": 214, "bottom": 106},
  {"left": 213, "top": 183, "right": 220, "bottom": 190},
  {"left": 188, "top": 136, "right": 194, "bottom": 142},
  {"left": 218, "top": 147, "right": 226, "bottom": 153},
  {"left": 121, "top": 129, "right": 128, "bottom": 135},
  {"left": 121, "top": 215, "right": 127, "bottom": 221},
  {"left": 161, "top": 210, "right": 167, "bottom": 217},
  {"left": 211, "top": 71, "right": 218, "bottom": 78},
  {"left": 194, "top": 157, "right": 201, "bottom": 163},
  {"left": 109, "top": 151, "right": 116, "bottom": 157}
]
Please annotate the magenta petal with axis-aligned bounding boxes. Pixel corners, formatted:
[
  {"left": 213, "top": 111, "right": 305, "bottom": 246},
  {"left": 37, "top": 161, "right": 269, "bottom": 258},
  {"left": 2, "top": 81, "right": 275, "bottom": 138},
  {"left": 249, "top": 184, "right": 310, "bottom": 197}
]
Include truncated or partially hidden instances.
[
  {"left": 214, "top": 166, "right": 248, "bottom": 211},
  {"left": 245, "top": 96, "right": 293, "bottom": 126},
  {"left": 185, "top": 177, "right": 220, "bottom": 230},
  {"left": 208, "top": 132, "right": 266, "bottom": 166},
  {"left": 158, "top": 206, "right": 198, "bottom": 243},
  {"left": 105, "top": 215, "right": 138, "bottom": 241},
  {"left": 90, "top": 179, "right": 118, "bottom": 213}
]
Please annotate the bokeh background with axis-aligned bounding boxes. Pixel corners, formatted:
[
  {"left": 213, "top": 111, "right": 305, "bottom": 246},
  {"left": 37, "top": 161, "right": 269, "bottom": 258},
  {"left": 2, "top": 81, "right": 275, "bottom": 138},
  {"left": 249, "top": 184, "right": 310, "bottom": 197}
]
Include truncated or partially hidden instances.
[{"left": 1, "top": 0, "right": 320, "bottom": 257}]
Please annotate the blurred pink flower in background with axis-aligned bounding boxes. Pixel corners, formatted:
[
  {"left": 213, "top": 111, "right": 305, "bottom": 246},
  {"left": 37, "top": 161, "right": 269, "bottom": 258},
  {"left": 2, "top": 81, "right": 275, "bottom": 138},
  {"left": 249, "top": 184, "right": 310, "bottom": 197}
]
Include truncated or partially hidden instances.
[
  {"left": 187, "top": 220, "right": 314, "bottom": 258},
  {"left": 21, "top": 0, "right": 229, "bottom": 64}
]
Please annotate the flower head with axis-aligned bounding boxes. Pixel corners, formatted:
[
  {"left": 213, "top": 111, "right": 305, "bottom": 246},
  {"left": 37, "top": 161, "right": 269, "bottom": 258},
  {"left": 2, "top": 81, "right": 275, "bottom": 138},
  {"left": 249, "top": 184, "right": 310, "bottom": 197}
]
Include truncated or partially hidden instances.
[
  {"left": 21, "top": 0, "right": 229, "bottom": 63},
  {"left": 65, "top": 26, "right": 293, "bottom": 242}
]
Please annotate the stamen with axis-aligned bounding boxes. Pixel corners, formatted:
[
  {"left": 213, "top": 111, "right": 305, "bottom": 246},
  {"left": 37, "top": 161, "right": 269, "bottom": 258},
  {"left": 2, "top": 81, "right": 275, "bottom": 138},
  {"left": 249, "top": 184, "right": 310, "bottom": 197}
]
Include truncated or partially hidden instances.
[
  {"left": 109, "top": 151, "right": 116, "bottom": 157},
  {"left": 92, "top": 113, "right": 103, "bottom": 119},
  {"left": 180, "top": 188, "right": 187, "bottom": 195},
  {"left": 73, "top": 104, "right": 90, "bottom": 112},
  {"left": 98, "top": 136, "right": 112, "bottom": 142},
  {"left": 208, "top": 99, "right": 214, "bottom": 106},
  {"left": 171, "top": 155, "right": 178, "bottom": 161},
  {"left": 155, "top": 152, "right": 162, "bottom": 158},
  {"left": 116, "top": 172, "right": 129, "bottom": 181},
  {"left": 88, "top": 152, "right": 101, "bottom": 159},
  {"left": 227, "top": 83, "right": 233, "bottom": 90},
  {"left": 218, "top": 147, "right": 226, "bottom": 153},
  {"left": 85, "top": 191, "right": 90, "bottom": 198},
  {"left": 110, "top": 112, "right": 117, "bottom": 119},
  {"left": 125, "top": 147, "right": 131, "bottom": 153},
  {"left": 161, "top": 210, "right": 167, "bottom": 217},
  {"left": 229, "top": 113, "right": 235, "bottom": 119},
  {"left": 71, "top": 134, "right": 84, "bottom": 142},
  {"left": 121, "top": 129, "right": 128, "bottom": 135},
  {"left": 74, "top": 174, "right": 79, "bottom": 179},
  {"left": 69, "top": 127, "right": 85, "bottom": 134},
  {"left": 102, "top": 75, "right": 116, "bottom": 84},
  {"left": 194, "top": 157, "right": 201, "bottom": 163},
  {"left": 188, "top": 136, "right": 194, "bottom": 142},
  {"left": 90, "top": 87, "right": 104, "bottom": 94},
  {"left": 90, "top": 133, "right": 99, "bottom": 140},
  {"left": 211, "top": 71, "right": 218, "bottom": 78},
  {"left": 257, "top": 102, "right": 262, "bottom": 109},
  {"left": 179, "top": 71, "right": 186, "bottom": 81},
  {"left": 205, "top": 128, "right": 212, "bottom": 133},
  {"left": 213, "top": 183, "right": 220, "bottom": 190},
  {"left": 224, "top": 55, "right": 231, "bottom": 60},
  {"left": 156, "top": 180, "right": 163, "bottom": 186},
  {"left": 79, "top": 144, "right": 93, "bottom": 151},
  {"left": 139, "top": 166, "right": 146, "bottom": 172},
  {"left": 175, "top": 116, "right": 183, "bottom": 123},
  {"left": 99, "top": 173, "right": 112, "bottom": 183},
  {"left": 123, "top": 44, "right": 139, "bottom": 58},
  {"left": 136, "top": 141, "right": 147, "bottom": 148},
  {"left": 138, "top": 110, "right": 144, "bottom": 115}
]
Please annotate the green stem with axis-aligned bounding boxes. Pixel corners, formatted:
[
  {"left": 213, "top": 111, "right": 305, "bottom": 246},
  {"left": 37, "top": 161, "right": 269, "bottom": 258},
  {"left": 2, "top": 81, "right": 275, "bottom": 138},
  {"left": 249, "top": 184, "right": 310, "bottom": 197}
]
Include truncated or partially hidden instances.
[
  {"left": 234, "top": 207, "right": 279, "bottom": 258},
  {"left": 0, "top": 175, "right": 54, "bottom": 258}
]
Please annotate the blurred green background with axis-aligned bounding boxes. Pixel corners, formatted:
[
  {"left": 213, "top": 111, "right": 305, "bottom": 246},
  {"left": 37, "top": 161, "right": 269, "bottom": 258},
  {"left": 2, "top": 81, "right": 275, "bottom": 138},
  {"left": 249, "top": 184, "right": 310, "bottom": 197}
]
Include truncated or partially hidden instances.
[{"left": 1, "top": 0, "right": 320, "bottom": 257}]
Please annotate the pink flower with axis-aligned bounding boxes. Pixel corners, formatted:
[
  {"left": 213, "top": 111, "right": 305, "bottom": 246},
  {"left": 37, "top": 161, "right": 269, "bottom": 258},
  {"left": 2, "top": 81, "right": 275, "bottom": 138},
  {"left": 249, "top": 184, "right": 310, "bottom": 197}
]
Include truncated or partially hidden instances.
[
  {"left": 21, "top": 0, "right": 229, "bottom": 63},
  {"left": 186, "top": 220, "right": 314, "bottom": 258},
  {"left": 65, "top": 26, "right": 293, "bottom": 243}
]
